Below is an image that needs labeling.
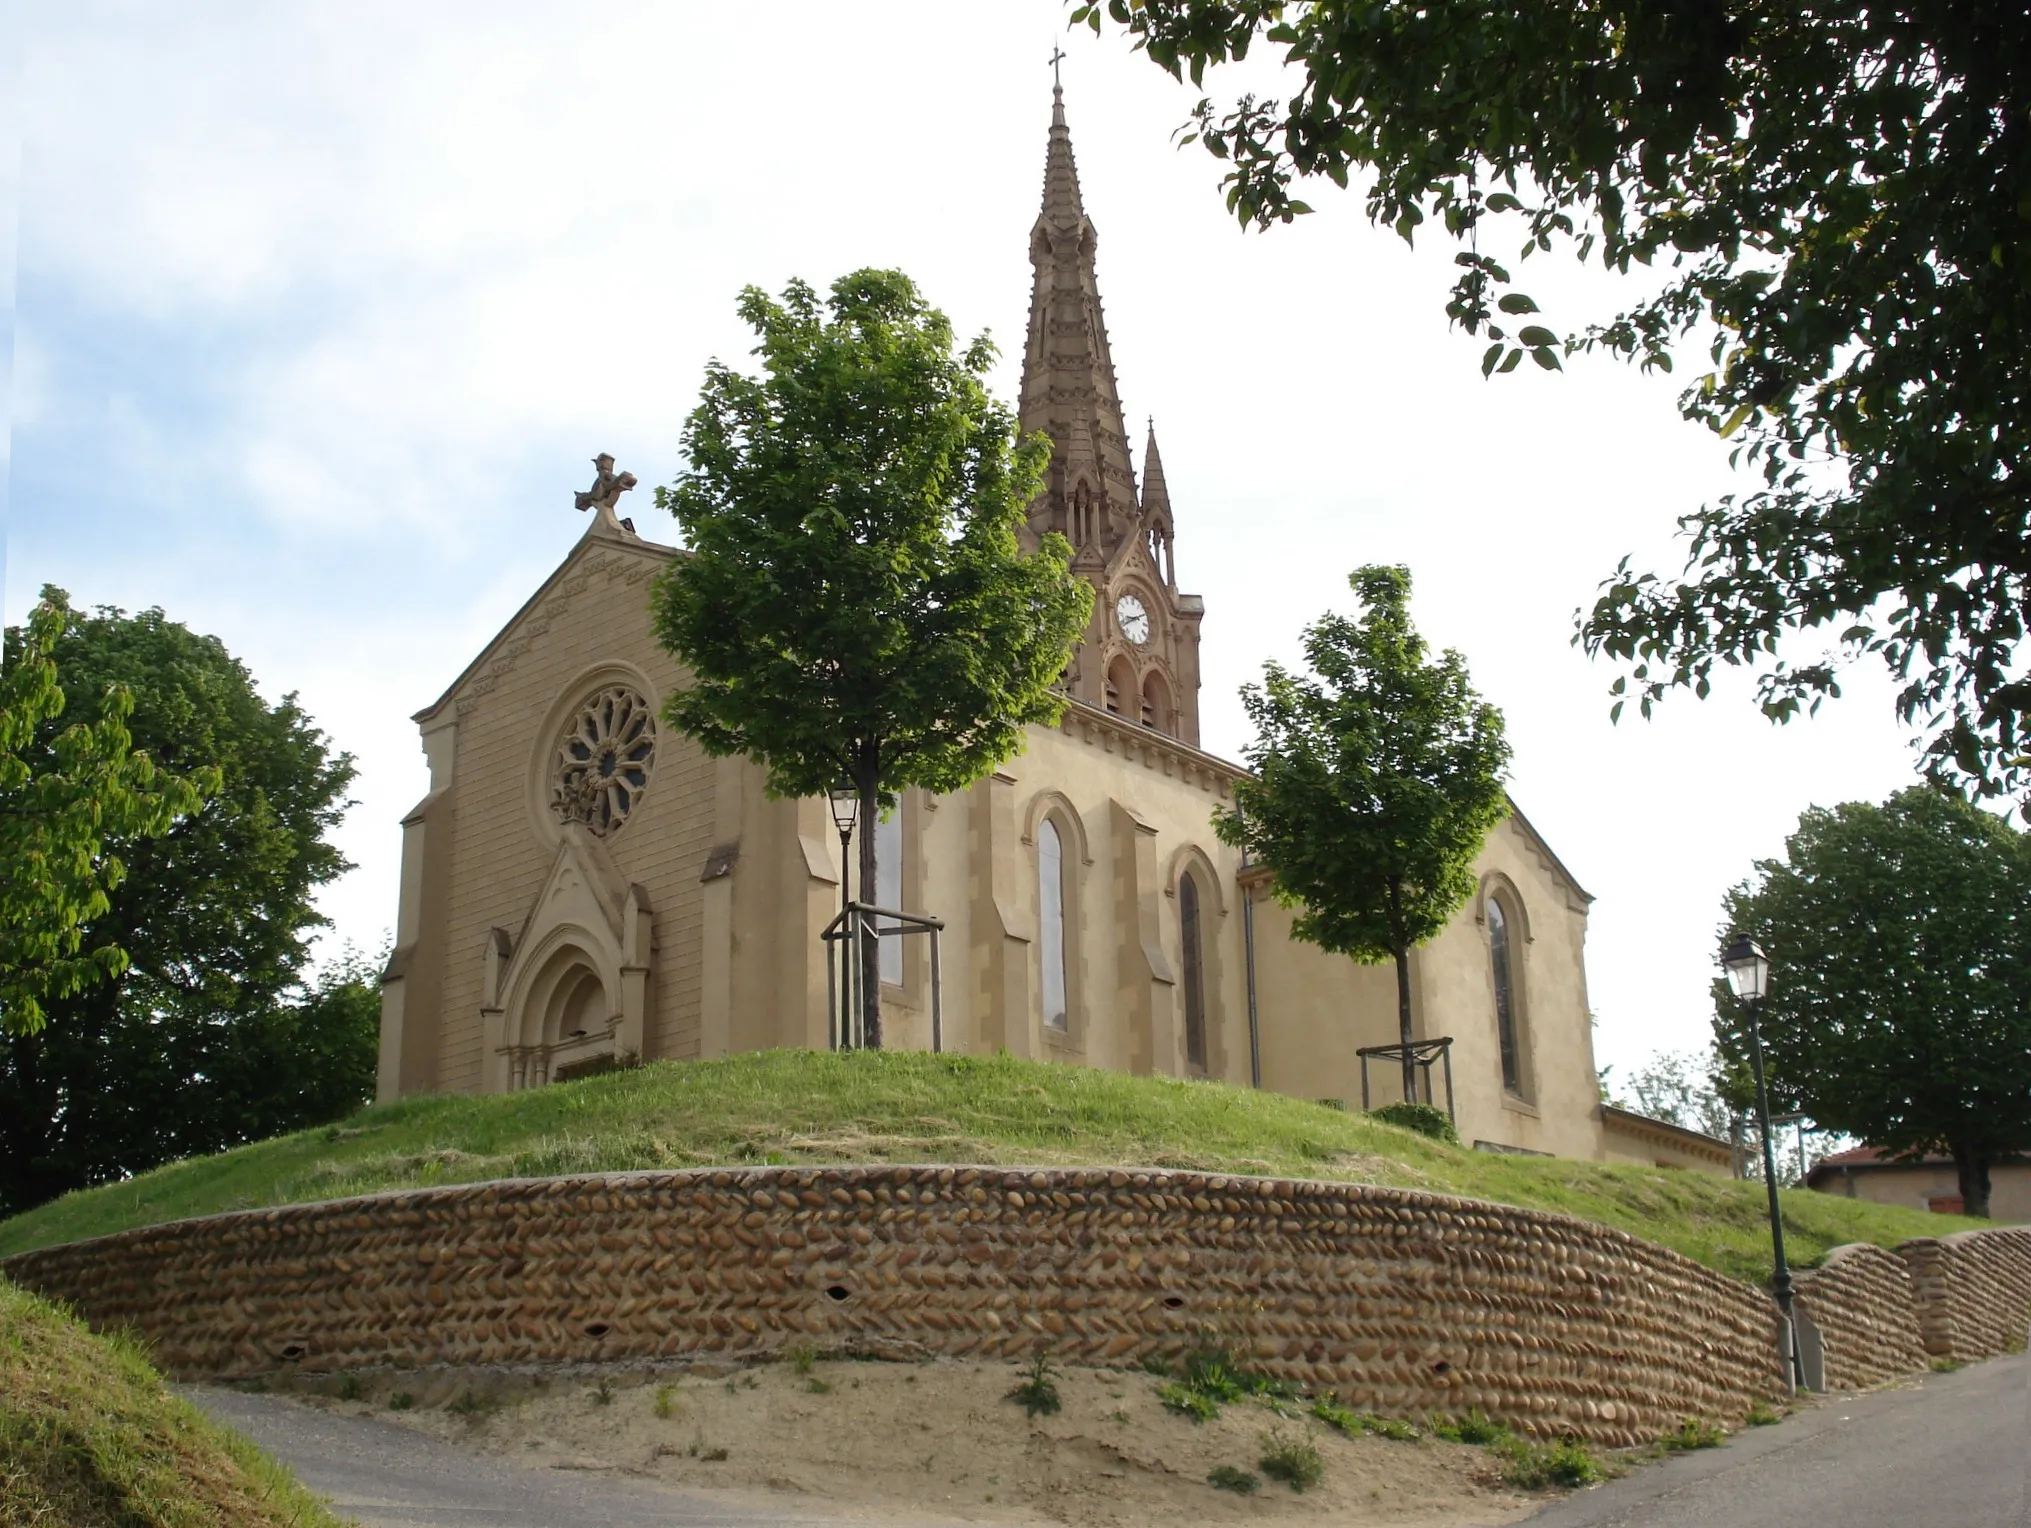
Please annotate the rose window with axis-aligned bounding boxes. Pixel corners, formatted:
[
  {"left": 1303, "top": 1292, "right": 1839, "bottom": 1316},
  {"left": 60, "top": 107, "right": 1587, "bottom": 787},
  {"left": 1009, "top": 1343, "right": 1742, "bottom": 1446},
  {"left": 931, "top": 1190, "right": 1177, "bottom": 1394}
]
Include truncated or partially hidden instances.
[{"left": 551, "top": 686, "right": 657, "bottom": 836}]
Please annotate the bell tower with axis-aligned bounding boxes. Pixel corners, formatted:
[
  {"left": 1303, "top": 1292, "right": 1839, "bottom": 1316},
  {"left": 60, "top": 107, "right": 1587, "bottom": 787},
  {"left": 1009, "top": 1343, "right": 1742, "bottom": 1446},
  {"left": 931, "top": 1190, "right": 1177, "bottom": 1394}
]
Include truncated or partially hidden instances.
[{"left": 1018, "top": 83, "right": 1205, "bottom": 745}]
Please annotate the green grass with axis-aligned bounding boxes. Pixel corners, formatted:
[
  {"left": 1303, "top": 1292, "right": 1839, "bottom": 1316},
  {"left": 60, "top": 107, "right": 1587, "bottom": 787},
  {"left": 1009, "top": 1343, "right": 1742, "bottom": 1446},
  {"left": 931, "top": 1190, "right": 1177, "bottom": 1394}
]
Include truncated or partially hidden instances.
[
  {"left": 0, "top": 1277, "right": 349, "bottom": 1527},
  {"left": 0, "top": 1050, "right": 1983, "bottom": 1284}
]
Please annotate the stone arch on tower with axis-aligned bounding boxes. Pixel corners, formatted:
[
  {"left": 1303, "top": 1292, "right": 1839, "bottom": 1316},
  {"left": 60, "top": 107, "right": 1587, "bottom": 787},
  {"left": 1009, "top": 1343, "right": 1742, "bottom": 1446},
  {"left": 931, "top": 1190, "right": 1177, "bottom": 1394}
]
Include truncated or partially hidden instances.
[{"left": 1104, "top": 654, "right": 1137, "bottom": 718}]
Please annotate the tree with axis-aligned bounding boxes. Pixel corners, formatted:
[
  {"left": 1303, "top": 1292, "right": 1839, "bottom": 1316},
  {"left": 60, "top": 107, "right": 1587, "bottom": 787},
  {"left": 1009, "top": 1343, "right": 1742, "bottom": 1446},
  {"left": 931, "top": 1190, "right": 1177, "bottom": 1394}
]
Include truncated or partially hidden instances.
[
  {"left": 652, "top": 269, "right": 1094, "bottom": 1048},
  {"left": 0, "top": 599, "right": 364, "bottom": 1216},
  {"left": 1717, "top": 787, "right": 2031, "bottom": 1218},
  {"left": 1215, "top": 566, "right": 1509, "bottom": 1100},
  {"left": 2, "top": 587, "right": 209, "bottom": 1039},
  {"left": 1077, "top": 3, "right": 2031, "bottom": 804}
]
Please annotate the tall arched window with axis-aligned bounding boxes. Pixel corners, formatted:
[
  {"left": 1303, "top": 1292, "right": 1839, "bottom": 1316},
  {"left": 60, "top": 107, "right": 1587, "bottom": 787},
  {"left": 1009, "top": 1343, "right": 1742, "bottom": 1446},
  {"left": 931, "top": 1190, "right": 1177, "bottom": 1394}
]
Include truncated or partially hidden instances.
[
  {"left": 1179, "top": 872, "right": 1206, "bottom": 1072},
  {"left": 1488, "top": 897, "right": 1522, "bottom": 1093},
  {"left": 1039, "top": 818, "right": 1068, "bottom": 1030}
]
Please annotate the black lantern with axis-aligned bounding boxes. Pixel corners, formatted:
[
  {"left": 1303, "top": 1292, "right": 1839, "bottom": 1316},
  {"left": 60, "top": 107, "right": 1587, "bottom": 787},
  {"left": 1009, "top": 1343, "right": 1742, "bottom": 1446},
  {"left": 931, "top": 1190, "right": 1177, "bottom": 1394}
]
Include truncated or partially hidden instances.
[
  {"left": 828, "top": 780, "right": 861, "bottom": 839},
  {"left": 1721, "top": 932, "right": 1770, "bottom": 1002}
]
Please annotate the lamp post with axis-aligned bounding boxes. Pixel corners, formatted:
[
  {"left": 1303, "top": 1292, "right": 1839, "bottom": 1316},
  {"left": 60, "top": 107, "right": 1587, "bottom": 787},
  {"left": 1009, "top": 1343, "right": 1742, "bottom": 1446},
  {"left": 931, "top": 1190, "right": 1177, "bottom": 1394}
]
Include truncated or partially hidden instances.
[
  {"left": 829, "top": 781, "right": 860, "bottom": 1048},
  {"left": 1722, "top": 930, "right": 1801, "bottom": 1389}
]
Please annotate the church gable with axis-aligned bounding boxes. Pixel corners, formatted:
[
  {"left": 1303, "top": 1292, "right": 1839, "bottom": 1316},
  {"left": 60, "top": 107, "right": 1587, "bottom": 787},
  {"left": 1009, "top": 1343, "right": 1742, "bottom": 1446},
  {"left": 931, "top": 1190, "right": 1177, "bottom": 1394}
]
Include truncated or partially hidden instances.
[{"left": 416, "top": 519, "right": 674, "bottom": 727}]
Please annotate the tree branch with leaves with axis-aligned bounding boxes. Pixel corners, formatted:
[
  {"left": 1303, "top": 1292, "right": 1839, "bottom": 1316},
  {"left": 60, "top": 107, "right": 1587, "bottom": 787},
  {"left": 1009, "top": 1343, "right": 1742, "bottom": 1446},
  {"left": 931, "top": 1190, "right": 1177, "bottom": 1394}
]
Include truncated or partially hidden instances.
[
  {"left": 1078, "top": 0, "right": 2031, "bottom": 803},
  {"left": 1, "top": 588, "right": 214, "bottom": 1039},
  {"left": 652, "top": 269, "right": 1093, "bottom": 1047}
]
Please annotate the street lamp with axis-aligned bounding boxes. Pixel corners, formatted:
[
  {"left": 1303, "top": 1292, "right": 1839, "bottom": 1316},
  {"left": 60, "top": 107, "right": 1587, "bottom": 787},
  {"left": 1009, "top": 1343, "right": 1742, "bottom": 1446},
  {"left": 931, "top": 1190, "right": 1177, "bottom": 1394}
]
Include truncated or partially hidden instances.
[
  {"left": 1722, "top": 930, "right": 1802, "bottom": 1389},
  {"left": 829, "top": 781, "right": 861, "bottom": 1048},
  {"left": 828, "top": 780, "right": 860, "bottom": 913}
]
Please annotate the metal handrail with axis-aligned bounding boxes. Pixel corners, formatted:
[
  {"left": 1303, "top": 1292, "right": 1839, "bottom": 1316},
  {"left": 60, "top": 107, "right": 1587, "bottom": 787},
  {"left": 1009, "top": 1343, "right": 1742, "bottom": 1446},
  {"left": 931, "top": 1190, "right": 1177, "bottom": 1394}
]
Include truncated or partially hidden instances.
[
  {"left": 821, "top": 901, "right": 944, "bottom": 1054},
  {"left": 1355, "top": 1036, "right": 1456, "bottom": 1122}
]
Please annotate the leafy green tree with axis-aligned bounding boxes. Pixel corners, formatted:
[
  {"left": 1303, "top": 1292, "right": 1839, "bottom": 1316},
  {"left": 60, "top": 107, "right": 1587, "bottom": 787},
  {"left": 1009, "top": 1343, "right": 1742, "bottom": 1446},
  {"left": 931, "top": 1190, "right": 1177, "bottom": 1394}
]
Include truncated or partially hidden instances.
[
  {"left": 0, "top": 600, "right": 363, "bottom": 1216},
  {"left": 2, "top": 588, "right": 210, "bottom": 1039},
  {"left": 1215, "top": 566, "right": 1509, "bottom": 1100},
  {"left": 1078, "top": 2, "right": 2031, "bottom": 802},
  {"left": 1717, "top": 787, "right": 2031, "bottom": 1218},
  {"left": 653, "top": 269, "right": 1094, "bottom": 1047}
]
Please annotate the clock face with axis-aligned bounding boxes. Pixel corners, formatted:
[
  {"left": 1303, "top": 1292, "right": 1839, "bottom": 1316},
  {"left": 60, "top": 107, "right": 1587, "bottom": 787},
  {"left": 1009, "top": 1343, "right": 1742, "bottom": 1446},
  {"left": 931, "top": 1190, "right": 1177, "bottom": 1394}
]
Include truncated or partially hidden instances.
[{"left": 1116, "top": 594, "right": 1150, "bottom": 646}]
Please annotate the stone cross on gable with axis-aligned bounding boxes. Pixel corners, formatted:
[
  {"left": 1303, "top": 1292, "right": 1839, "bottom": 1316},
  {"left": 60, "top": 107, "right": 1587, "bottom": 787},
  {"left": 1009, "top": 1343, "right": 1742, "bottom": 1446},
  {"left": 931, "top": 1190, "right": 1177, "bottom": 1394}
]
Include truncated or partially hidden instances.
[{"left": 574, "top": 453, "right": 638, "bottom": 516}]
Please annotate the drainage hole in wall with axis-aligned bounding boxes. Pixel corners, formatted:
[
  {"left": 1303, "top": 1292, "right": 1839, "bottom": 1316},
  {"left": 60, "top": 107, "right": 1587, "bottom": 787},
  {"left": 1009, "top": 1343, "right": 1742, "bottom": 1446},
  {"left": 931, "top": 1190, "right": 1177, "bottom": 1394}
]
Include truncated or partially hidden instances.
[
  {"left": 824, "top": 1284, "right": 851, "bottom": 1303},
  {"left": 1432, "top": 1360, "right": 1451, "bottom": 1374},
  {"left": 584, "top": 1322, "right": 611, "bottom": 1339},
  {"left": 277, "top": 1343, "right": 307, "bottom": 1362},
  {"left": 1162, "top": 1296, "right": 1186, "bottom": 1310}
]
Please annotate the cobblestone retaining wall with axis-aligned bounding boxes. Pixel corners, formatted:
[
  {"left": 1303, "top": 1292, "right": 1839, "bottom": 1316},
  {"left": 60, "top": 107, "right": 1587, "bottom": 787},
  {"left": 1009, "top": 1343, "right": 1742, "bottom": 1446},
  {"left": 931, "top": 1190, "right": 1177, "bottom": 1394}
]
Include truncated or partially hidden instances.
[
  {"left": 1897, "top": 1227, "right": 2031, "bottom": 1363},
  {"left": 1791, "top": 1243, "right": 1926, "bottom": 1389},
  {"left": 1, "top": 1165, "right": 1783, "bottom": 1447}
]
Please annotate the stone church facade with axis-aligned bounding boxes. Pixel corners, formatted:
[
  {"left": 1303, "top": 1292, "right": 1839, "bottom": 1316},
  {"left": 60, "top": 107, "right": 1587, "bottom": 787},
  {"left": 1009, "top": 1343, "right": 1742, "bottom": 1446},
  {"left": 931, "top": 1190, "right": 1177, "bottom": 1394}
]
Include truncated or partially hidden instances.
[{"left": 376, "top": 88, "right": 1671, "bottom": 1166}]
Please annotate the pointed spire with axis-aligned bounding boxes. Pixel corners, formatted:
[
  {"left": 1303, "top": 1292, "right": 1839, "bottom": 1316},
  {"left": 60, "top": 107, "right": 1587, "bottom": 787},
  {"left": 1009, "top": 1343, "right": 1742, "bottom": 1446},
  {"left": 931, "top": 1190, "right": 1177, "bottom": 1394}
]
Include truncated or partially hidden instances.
[
  {"left": 1141, "top": 418, "right": 1171, "bottom": 519},
  {"left": 1019, "top": 81, "right": 1137, "bottom": 553}
]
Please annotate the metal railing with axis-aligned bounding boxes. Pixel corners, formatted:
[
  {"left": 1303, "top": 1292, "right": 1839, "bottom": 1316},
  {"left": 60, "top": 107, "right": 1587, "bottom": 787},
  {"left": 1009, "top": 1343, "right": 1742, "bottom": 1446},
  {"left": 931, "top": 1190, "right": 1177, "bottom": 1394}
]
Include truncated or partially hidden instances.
[
  {"left": 1355, "top": 1036, "right": 1456, "bottom": 1121},
  {"left": 821, "top": 901, "right": 944, "bottom": 1053}
]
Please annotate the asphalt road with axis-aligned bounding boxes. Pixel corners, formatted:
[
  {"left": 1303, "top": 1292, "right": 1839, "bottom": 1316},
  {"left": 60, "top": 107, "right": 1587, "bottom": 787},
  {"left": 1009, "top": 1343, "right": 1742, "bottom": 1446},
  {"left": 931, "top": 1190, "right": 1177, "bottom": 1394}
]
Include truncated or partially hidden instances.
[
  {"left": 1505, "top": 1350, "right": 2028, "bottom": 1528},
  {"left": 187, "top": 1387, "right": 984, "bottom": 1528}
]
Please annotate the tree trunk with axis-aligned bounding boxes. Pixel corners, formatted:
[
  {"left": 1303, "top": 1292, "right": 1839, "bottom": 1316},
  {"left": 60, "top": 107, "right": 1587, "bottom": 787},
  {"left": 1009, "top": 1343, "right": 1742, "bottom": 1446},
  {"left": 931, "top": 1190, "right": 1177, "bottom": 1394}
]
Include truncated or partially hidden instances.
[
  {"left": 1950, "top": 1141, "right": 1992, "bottom": 1219},
  {"left": 857, "top": 745, "right": 882, "bottom": 1051},
  {"left": 1386, "top": 877, "right": 1416, "bottom": 1104},
  {"left": 1392, "top": 945, "right": 1416, "bottom": 1104}
]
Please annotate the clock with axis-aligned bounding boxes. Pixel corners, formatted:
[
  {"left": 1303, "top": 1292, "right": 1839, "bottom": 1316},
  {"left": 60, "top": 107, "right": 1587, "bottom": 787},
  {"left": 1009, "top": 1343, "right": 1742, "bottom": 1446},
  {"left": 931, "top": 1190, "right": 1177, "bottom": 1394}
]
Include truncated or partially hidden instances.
[{"left": 1116, "top": 594, "right": 1150, "bottom": 646}]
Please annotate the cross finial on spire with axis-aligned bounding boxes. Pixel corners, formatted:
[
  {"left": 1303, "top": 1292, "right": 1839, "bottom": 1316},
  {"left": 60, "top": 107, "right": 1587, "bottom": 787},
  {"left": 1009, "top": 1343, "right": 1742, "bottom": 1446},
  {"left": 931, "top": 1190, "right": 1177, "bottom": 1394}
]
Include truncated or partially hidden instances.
[{"left": 1049, "top": 44, "right": 1066, "bottom": 92}]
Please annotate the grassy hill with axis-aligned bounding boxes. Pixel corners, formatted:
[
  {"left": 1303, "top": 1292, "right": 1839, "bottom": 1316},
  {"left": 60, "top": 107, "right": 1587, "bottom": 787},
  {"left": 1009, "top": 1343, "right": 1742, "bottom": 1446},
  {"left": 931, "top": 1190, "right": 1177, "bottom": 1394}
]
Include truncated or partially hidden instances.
[
  {"left": 0, "top": 1277, "right": 347, "bottom": 1526},
  {"left": 0, "top": 1049, "right": 1980, "bottom": 1285}
]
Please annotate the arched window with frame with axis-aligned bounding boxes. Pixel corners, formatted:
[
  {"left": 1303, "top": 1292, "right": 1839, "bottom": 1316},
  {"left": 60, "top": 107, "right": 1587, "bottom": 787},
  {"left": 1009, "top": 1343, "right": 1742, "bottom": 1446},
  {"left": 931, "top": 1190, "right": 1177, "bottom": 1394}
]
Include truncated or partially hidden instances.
[
  {"left": 1179, "top": 871, "right": 1206, "bottom": 1072},
  {"left": 1488, "top": 896, "right": 1523, "bottom": 1094},
  {"left": 1039, "top": 817, "right": 1068, "bottom": 1030}
]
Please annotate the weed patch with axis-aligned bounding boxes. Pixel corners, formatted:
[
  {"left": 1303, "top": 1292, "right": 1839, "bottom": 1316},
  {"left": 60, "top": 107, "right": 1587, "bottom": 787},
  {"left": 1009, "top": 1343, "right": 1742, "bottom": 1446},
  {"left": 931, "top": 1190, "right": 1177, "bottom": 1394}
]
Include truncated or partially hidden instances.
[
  {"left": 1659, "top": 1418, "right": 1726, "bottom": 1451},
  {"left": 1207, "top": 1464, "right": 1260, "bottom": 1493},
  {"left": 1494, "top": 1435, "right": 1602, "bottom": 1489},
  {"left": 1007, "top": 1352, "right": 1062, "bottom": 1418},
  {"left": 1429, "top": 1409, "right": 1507, "bottom": 1445},
  {"left": 1311, "top": 1396, "right": 1420, "bottom": 1441},
  {"left": 1158, "top": 1382, "right": 1220, "bottom": 1423},
  {"left": 1259, "top": 1428, "right": 1324, "bottom": 1492}
]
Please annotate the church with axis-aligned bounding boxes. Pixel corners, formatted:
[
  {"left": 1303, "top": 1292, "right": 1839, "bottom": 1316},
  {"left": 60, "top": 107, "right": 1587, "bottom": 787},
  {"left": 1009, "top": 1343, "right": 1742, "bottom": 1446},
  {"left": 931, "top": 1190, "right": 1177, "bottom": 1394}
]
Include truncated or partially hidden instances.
[{"left": 374, "top": 86, "right": 1717, "bottom": 1172}]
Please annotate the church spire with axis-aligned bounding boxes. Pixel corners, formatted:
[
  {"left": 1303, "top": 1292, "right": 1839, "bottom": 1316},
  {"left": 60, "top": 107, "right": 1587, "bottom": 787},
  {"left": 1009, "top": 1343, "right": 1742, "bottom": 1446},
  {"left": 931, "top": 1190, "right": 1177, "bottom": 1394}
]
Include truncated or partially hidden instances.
[{"left": 1019, "top": 81, "right": 1138, "bottom": 554}]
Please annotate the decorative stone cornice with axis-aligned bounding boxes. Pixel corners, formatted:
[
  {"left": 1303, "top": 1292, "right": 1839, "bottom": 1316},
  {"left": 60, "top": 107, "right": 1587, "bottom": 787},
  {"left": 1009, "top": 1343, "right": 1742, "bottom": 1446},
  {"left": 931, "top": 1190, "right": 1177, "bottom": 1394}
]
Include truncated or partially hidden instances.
[{"left": 1053, "top": 697, "right": 1242, "bottom": 796}]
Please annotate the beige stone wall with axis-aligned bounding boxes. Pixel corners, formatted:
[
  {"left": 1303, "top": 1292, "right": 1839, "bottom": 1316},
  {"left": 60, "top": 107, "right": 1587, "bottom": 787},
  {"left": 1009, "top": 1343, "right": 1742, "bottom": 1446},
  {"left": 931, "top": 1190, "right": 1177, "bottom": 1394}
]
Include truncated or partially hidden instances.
[
  {"left": 0, "top": 1166, "right": 1783, "bottom": 1447},
  {"left": 1790, "top": 1243, "right": 1926, "bottom": 1389},
  {"left": 1899, "top": 1228, "right": 2031, "bottom": 1362}
]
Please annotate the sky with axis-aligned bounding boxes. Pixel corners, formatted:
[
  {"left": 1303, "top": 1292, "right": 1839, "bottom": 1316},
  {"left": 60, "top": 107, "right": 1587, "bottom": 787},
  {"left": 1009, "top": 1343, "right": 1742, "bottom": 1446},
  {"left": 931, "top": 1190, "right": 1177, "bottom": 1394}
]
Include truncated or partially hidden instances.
[{"left": 1, "top": 1, "right": 1925, "bottom": 1083}]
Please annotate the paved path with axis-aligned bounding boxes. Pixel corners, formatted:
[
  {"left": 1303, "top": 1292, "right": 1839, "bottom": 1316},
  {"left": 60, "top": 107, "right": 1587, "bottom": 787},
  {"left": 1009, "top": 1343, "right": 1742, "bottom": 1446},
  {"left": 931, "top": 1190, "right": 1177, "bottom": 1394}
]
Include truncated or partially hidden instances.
[
  {"left": 187, "top": 1388, "right": 984, "bottom": 1528},
  {"left": 1503, "top": 1351, "right": 2028, "bottom": 1528}
]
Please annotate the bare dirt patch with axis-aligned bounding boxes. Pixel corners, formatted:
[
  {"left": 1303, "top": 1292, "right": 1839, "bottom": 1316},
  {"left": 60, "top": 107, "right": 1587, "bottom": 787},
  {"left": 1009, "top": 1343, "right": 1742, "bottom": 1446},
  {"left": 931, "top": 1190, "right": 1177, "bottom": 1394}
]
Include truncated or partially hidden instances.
[{"left": 281, "top": 1356, "right": 1540, "bottom": 1526}]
